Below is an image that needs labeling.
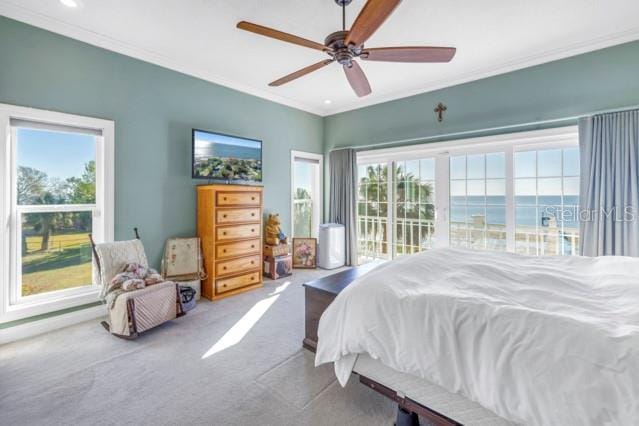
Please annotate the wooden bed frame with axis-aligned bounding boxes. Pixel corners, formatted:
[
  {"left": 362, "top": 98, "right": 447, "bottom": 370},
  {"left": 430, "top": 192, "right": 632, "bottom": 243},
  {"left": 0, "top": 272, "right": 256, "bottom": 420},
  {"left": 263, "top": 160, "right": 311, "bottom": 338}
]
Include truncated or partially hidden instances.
[
  {"left": 359, "top": 375, "right": 462, "bottom": 426},
  {"left": 303, "top": 264, "right": 464, "bottom": 426}
]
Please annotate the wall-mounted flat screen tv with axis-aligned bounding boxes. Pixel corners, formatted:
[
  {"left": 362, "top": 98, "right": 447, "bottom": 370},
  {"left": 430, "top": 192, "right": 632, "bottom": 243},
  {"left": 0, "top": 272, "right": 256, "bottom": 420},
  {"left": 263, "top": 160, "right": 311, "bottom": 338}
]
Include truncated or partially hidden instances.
[{"left": 192, "top": 129, "right": 262, "bottom": 183}]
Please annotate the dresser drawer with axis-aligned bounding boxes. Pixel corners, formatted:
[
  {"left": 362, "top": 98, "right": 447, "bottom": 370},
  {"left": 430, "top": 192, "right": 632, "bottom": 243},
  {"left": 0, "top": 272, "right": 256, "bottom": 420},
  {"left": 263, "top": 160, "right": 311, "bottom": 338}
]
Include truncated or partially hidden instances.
[
  {"left": 216, "top": 191, "right": 261, "bottom": 206},
  {"left": 216, "top": 208, "right": 260, "bottom": 225},
  {"left": 216, "top": 271, "right": 260, "bottom": 294},
  {"left": 216, "top": 254, "right": 261, "bottom": 276},
  {"left": 216, "top": 224, "right": 260, "bottom": 241},
  {"left": 216, "top": 239, "right": 260, "bottom": 259}
]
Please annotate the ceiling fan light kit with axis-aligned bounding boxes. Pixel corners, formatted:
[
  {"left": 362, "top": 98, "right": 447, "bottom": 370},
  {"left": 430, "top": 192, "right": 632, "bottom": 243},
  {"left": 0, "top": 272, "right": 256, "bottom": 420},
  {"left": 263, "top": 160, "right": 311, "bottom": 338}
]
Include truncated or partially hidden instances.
[{"left": 237, "top": 0, "right": 456, "bottom": 97}]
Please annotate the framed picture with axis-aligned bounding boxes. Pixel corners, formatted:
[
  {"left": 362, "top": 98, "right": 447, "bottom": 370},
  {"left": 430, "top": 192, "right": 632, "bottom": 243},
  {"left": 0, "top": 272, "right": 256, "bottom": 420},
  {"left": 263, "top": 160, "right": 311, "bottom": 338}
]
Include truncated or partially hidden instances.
[{"left": 292, "top": 238, "right": 317, "bottom": 269}]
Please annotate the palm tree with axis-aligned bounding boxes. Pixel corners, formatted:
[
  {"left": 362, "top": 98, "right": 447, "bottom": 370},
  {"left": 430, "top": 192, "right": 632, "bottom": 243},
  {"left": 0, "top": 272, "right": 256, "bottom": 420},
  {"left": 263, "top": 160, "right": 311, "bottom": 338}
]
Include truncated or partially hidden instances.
[
  {"left": 358, "top": 163, "right": 432, "bottom": 213},
  {"left": 358, "top": 162, "right": 434, "bottom": 256}
]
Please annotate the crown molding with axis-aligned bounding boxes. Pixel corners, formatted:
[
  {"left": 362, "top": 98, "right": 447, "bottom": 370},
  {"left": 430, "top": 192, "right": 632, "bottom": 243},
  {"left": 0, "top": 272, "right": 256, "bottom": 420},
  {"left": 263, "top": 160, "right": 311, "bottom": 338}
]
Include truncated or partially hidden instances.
[
  {"left": 1, "top": 1, "right": 639, "bottom": 117},
  {"left": 0, "top": 2, "right": 325, "bottom": 116},
  {"left": 326, "top": 26, "right": 639, "bottom": 116}
]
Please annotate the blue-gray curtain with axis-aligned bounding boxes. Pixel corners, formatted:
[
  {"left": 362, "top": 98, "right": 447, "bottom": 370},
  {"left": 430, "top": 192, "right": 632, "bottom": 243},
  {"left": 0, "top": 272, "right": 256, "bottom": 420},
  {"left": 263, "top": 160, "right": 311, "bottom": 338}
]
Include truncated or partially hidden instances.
[
  {"left": 579, "top": 109, "right": 639, "bottom": 256},
  {"left": 329, "top": 148, "right": 358, "bottom": 266}
]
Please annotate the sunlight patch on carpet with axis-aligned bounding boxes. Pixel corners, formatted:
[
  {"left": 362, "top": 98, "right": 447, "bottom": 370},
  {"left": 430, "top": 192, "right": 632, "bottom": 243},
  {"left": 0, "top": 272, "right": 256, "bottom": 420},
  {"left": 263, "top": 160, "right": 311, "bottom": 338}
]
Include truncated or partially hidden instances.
[{"left": 201, "top": 281, "right": 291, "bottom": 359}]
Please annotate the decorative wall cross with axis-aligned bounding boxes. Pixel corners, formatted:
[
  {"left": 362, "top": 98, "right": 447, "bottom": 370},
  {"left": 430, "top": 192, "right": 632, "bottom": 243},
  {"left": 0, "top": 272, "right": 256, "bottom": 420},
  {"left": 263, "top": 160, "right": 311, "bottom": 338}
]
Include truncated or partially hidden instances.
[{"left": 434, "top": 102, "right": 447, "bottom": 122}]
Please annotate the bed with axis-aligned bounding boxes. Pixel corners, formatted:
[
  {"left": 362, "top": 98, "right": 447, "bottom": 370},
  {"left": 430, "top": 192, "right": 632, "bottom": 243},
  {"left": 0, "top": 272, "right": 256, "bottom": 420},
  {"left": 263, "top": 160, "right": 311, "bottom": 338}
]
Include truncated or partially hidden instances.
[{"left": 315, "top": 248, "right": 639, "bottom": 425}]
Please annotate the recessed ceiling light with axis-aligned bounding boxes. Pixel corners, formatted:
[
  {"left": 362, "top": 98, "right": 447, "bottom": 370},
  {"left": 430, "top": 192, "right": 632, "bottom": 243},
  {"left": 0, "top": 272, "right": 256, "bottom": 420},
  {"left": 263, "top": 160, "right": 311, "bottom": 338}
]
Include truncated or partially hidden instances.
[
  {"left": 323, "top": 100, "right": 332, "bottom": 105},
  {"left": 60, "top": 0, "right": 79, "bottom": 8}
]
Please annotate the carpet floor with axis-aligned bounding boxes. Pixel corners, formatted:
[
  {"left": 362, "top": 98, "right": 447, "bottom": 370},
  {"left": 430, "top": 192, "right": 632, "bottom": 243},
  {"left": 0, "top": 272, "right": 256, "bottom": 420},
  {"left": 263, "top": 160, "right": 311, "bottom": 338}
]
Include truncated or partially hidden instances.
[{"left": 0, "top": 269, "right": 397, "bottom": 426}]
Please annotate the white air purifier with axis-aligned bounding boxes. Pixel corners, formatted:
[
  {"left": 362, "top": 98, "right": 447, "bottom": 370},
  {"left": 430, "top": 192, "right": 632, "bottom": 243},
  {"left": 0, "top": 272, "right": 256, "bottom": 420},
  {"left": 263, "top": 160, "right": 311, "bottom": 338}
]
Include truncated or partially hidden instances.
[{"left": 318, "top": 223, "right": 345, "bottom": 269}]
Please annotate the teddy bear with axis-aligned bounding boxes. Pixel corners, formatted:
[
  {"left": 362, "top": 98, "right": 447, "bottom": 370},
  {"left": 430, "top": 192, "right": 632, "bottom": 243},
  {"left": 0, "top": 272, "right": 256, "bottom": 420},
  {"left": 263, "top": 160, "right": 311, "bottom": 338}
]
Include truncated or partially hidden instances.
[{"left": 265, "top": 213, "right": 288, "bottom": 246}]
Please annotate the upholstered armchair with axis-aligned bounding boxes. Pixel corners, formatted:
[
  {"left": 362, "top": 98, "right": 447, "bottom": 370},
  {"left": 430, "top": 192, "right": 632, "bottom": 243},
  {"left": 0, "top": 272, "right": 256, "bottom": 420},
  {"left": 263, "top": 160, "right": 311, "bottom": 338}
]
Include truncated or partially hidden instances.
[{"left": 90, "top": 229, "right": 184, "bottom": 339}]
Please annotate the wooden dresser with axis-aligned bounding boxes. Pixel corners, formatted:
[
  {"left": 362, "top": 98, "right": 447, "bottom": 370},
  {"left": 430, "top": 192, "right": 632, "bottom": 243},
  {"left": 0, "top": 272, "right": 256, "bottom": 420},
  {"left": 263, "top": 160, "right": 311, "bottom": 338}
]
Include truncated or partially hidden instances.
[{"left": 197, "top": 184, "right": 263, "bottom": 300}]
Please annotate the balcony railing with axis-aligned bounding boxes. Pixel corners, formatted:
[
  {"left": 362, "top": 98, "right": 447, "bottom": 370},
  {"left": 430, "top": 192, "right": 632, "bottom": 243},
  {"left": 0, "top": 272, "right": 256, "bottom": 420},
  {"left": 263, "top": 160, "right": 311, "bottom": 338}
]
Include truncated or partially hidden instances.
[{"left": 357, "top": 214, "right": 580, "bottom": 260}]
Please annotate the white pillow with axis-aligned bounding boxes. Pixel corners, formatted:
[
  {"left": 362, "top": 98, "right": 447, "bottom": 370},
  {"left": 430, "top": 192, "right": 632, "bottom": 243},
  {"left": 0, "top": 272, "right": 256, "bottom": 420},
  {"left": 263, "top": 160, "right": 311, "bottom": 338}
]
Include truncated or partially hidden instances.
[{"left": 94, "top": 239, "right": 148, "bottom": 298}]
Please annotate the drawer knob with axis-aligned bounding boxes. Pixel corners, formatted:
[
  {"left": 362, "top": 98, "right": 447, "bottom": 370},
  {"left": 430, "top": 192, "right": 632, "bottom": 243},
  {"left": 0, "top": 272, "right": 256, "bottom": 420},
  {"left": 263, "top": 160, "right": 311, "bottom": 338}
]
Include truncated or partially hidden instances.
[
  {"left": 223, "top": 214, "right": 227, "bottom": 218},
  {"left": 251, "top": 245, "right": 255, "bottom": 248},
  {"left": 223, "top": 197, "right": 227, "bottom": 201},
  {"left": 251, "top": 276, "right": 255, "bottom": 281},
  {"left": 251, "top": 213, "right": 255, "bottom": 217},
  {"left": 223, "top": 266, "right": 227, "bottom": 270},
  {"left": 223, "top": 284, "right": 227, "bottom": 288},
  {"left": 251, "top": 261, "right": 255, "bottom": 264},
  {"left": 251, "top": 229, "right": 255, "bottom": 232},
  {"left": 251, "top": 197, "right": 255, "bottom": 200},
  {"left": 223, "top": 231, "right": 227, "bottom": 235},
  {"left": 223, "top": 249, "right": 227, "bottom": 253}
]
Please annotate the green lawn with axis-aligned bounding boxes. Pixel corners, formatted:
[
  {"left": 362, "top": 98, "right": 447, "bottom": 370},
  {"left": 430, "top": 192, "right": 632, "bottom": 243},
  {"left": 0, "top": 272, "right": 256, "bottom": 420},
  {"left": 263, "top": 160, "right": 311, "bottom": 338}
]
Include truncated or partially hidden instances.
[{"left": 22, "top": 232, "right": 93, "bottom": 296}]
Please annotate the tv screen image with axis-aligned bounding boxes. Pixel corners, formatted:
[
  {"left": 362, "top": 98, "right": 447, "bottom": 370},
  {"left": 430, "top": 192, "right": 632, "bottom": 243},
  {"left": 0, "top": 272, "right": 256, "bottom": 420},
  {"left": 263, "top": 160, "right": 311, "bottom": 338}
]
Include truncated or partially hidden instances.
[{"left": 192, "top": 130, "right": 262, "bottom": 182}]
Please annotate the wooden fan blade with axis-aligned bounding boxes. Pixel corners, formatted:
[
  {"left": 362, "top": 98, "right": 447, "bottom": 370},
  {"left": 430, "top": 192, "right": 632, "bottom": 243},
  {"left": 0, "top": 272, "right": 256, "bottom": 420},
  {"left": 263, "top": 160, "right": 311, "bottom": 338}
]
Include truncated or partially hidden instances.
[
  {"left": 343, "top": 61, "right": 372, "bottom": 97},
  {"left": 237, "top": 21, "right": 328, "bottom": 52},
  {"left": 345, "top": 0, "right": 402, "bottom": 47},
  {"left": 362, "top": 46, "right": 456, "bottom": 63},
  {"left": 269, "top": 59, "right": 334, "bottom": 87}
]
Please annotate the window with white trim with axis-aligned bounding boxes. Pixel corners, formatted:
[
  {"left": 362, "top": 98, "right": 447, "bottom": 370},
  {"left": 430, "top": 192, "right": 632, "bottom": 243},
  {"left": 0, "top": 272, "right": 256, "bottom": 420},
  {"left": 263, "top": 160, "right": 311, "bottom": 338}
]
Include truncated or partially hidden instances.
[
  {"left": 356, "top": 126, "right": 579, "bottom": 263},
  {"left": 514, "top": 147, "right": 580, "bottom": 255},
  {"left": 450, "top": 153, "right": 507, "bottom": 251},
  {"left": 291, "top": 151, "right": 323, "bottom": 239},
  {"left": 1, "top": 104, "right": 114, "bottom": 323}
]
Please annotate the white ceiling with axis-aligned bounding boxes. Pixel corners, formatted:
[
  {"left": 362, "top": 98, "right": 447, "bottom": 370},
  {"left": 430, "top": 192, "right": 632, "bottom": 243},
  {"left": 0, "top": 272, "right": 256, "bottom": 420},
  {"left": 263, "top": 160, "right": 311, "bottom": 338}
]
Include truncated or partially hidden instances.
[{"left": 1, "top": 0, "right": 639, "bottom": 116}]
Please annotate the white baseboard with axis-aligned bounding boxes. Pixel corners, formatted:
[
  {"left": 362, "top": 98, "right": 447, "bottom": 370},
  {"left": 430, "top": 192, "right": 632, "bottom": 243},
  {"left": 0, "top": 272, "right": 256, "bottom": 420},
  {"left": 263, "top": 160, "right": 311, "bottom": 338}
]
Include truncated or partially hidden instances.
[{"left": 0, "top": 304, "right": 107, "bottom": 345}]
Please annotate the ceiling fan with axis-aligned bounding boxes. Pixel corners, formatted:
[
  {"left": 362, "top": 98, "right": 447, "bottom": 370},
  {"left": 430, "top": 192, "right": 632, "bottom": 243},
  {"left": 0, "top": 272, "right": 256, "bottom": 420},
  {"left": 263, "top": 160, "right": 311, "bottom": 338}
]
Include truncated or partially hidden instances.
[{"left": 237, "top": 0, "right": 456, "bottom": 98}]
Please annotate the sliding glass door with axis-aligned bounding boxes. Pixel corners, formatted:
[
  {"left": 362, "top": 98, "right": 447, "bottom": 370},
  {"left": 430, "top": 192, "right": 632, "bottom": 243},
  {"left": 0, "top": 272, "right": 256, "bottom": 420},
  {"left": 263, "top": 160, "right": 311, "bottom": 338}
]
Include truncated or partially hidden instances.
[
  {"left": 394, "top": 159, "right": 436, "bottom": 256},
  {"left": 356, "top": 127, "right": 580, "bottom": 262},
  {"left": 357, "top": 158, "right": 437, "bottom": 263},
  {"left": 357, "top": 163, "right": 390, "bottom": 261}
]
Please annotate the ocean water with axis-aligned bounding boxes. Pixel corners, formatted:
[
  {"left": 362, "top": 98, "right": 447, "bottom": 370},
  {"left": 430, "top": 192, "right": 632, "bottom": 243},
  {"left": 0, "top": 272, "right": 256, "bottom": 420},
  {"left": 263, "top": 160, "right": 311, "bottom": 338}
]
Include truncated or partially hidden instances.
[
  {"left": 450, "top": 195, "right": 579, "bottom": 228},
  {"left": 194, "top": 140, "right": 260, "bottom": 161}
]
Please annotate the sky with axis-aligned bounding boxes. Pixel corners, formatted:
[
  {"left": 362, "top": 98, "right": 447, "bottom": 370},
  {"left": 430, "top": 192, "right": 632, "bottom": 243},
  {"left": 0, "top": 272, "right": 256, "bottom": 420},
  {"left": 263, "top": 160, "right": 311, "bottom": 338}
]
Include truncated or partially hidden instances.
[
  {"left": 194, "top": 130, "right": 261, "bottom": 149},
  {"left": 17, "top": 128, "right": 95, "bottom": 180},
  {"left": 293, "top": 161, "right": 315, "bottom": 194}
]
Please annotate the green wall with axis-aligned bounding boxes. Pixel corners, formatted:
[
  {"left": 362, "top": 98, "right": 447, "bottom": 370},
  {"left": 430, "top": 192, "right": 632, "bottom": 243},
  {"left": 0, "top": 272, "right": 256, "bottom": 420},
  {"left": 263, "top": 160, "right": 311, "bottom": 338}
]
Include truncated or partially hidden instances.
[{"left": 0, "top": 16, "right": 323, "bottom": 267}]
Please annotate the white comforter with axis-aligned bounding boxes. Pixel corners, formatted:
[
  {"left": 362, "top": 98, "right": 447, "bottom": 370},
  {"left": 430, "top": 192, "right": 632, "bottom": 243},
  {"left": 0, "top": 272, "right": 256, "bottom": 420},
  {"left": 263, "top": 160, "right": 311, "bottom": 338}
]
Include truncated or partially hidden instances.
[{"left": 315, "top": 248, "right": 639, "bottom": 425}]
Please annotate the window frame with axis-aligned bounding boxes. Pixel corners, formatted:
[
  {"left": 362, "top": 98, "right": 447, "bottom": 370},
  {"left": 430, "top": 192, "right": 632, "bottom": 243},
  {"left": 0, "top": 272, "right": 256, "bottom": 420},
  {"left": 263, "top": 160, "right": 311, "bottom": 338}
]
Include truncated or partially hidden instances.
[
  {"left": 290, "top": 150, "right": 323, "bottom": 239},
  {"left": 356, "top": 126, "right": 579, "bottom": 261},
  {"left": 0, "top": 104, "right": 114, "bottom": 323}
]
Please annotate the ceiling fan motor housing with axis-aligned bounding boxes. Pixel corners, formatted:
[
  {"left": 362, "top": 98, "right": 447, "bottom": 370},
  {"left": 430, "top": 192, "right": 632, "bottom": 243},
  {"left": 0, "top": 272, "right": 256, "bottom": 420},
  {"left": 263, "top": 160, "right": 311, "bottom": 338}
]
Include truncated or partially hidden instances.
[
  {"left": 325, "top": 30, "right": 362, "bottom": 66},
  {"left": 334, "top": 0, "right": 353, "bottom": 6}
]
